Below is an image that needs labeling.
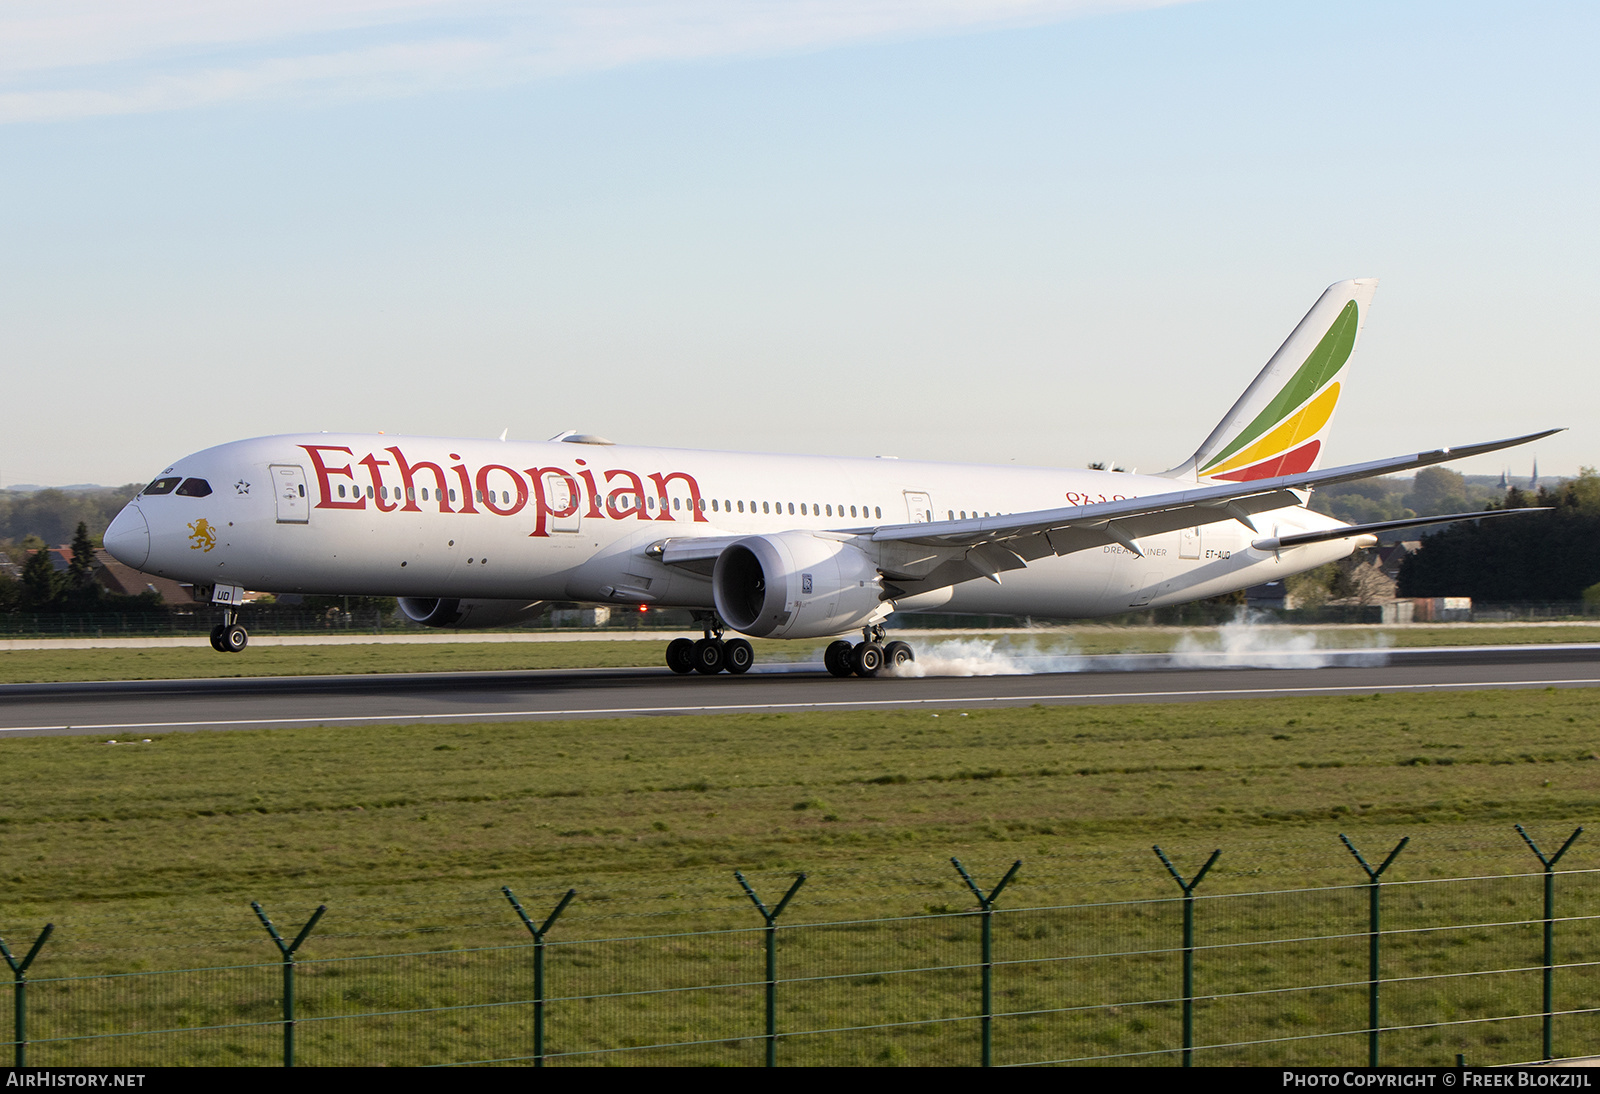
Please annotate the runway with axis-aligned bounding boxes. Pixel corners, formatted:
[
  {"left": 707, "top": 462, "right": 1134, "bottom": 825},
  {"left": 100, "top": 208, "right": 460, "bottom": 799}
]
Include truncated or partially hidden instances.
[{"left": 2, "top": 644, "right": 1598, "bottom": 738}]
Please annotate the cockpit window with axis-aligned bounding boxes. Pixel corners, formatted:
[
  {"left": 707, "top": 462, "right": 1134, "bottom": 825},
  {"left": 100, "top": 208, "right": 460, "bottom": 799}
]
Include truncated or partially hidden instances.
[
  {"left": 143, "top": 477, "right": 181, "bottom": 495},
  {"left": 175, "top": 478, "right": 213, "bottom": 497}
]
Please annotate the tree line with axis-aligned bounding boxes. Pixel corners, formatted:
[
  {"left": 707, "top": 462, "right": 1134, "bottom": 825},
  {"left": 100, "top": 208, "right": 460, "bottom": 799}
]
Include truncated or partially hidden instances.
[
  {"left": 1397, "top": 469, "right": 1600, "bottom": 601},
  {"left": 0, "top": 485, "right": 140, "bottom": 548},
  {"left": 0, "top": 521, "right": 165, "bottom": 614}
]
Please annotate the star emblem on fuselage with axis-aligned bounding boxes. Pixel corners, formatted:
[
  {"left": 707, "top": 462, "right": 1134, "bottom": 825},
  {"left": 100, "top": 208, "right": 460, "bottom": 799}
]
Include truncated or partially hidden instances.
[{"left": 235, "top": 480, "right": 250, "bottom": 495}]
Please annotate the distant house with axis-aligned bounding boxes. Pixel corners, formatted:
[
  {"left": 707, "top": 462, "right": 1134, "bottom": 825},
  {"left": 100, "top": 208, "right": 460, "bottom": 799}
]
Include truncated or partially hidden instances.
[
  {"left": 92, "top": 549, "right": 196, "bottom": 606},
  {"left": 46, "top": 543, "right": 196, "bottom": 607},
  {"left": 1374, "top": 540, "right": 1421, "bottom": 582}
]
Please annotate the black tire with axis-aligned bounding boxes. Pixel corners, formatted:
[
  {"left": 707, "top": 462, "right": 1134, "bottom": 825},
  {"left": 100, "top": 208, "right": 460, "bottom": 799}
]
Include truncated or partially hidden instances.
[
  {"left": 724, "top": 638, "right": 754, "bottom": 674},
  {"left": 666, "top": 637, "right": 695, "bottom": 674},
  {"left": 823, "top": 639, "right": 854, "bottom": 678},
  {"left": 883, "top": 641, "right": 914, "bottom": 670},
  {"left": 221, "top": 624, "right": 249, "bottom": 653},
  {"left": 692, "top": 638, "right": 725, "bottom": 675},
  {"left": 209, "top": 625, "right": 226, "bottom": 653},
  {"left": 852, "top": 641, "right": 884, "bottom": 678}
]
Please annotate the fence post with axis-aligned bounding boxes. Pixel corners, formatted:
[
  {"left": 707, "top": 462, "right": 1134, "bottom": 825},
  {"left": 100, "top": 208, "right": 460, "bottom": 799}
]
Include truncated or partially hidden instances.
[
  {"left": 1, "top": 924, "right": 53, "bottom": 1068},
  {"left": 1516, "top": 824, "right": 1582, "bottom": 1061},
  {"left": 1153, "top": 846, "right": 1220, "bottom": 1068},
  {"left": 951, "top": 858, "right": 1022, "bottom": 1068},
  {"left": 252, "top": 901, "right": 326, "bottom": 1068},
  {"left": 504, "top": 886, "right": 577, "bottom": 1067},
  {"left": 1340, "top": 833, "right": 1408, "bottom": 1068},
  {"left": 735, "top": 871, "right": 806, "bottom": 1067}
]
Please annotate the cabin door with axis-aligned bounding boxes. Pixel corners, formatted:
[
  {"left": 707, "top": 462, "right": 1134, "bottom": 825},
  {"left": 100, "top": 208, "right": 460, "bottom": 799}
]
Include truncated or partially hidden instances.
[
  {"left": 271, "top": 465, "right": 309, "bottom": 524},
  {"left": 543, "top": 473, "right": 582, "bottom": 533},
  {"left": 903, "top": 491, "right": 933, "bottom": 523}
]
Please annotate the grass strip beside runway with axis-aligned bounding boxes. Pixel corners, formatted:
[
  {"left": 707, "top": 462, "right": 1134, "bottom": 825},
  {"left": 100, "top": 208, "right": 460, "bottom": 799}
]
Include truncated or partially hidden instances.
[{"left": 1, "top": 623, "right": 1598, "bottom": 682}]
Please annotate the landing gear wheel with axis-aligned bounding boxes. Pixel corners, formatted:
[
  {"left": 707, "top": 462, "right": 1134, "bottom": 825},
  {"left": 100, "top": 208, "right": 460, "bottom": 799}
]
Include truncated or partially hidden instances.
[
  {"left": 883, "top": 641, "right": 915, "bottom": 671},
  {"left": 666, "top": 637, "right": 695, "bottom": 675},
  {"left": 692, "top": 638, "right": 725, "bottom": 675},
  {"left": 824, "top": 640, "right": 855, "bottom": 678},
  {"left": 220, "top": 624, "right": 249, "bottom": 653},
  {"left": 209, "top": 625, "right": 227, "bottom": 652},
  {"left": 724, "top": 638, "right": 754, "bottom": 674},
  {"left": 852, "top": 641, "right": 884, "bottom": 678}
]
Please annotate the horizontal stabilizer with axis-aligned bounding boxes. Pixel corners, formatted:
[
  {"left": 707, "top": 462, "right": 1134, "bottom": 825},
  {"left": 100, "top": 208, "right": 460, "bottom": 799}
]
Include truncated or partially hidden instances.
[{"left": 1250, "top": 508, "right": 1551, "bottom": 552}]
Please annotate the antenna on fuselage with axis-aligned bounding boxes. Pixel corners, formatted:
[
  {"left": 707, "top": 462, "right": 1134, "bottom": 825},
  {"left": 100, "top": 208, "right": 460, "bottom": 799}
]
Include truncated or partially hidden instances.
[{"left": 499, "top": 428, "right": 509, "bottom": 442}]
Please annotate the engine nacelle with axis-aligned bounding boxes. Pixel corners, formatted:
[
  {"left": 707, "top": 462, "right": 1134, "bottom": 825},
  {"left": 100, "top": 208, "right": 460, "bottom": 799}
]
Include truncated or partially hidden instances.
[
  {"left": 712, "top": 533, "right": 886, "bottom": 639},
  {"left": 397, "top": 598, "right": 549, "bottom": 629}
]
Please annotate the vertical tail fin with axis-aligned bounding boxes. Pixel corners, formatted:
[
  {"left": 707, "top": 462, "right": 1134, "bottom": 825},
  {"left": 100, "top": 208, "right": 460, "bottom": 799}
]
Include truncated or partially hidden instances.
[{"left": 1163, "top": 278, "right": 1378, "bottom": 483}]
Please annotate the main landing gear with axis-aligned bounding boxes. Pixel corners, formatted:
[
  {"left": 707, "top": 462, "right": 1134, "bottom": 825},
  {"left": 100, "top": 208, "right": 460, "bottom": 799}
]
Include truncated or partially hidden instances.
[
  {"left": 824, "top": 625, "right": 915, "bottom": 679},
  {"left": 666, "top": 615, "right": 753, "bottom": 676},
  {"left": 209, "top": 608, "right": 249, "bottom": 653}
]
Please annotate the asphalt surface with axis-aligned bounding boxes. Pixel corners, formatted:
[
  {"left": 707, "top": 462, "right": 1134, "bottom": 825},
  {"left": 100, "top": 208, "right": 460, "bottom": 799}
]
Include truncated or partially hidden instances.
[{"left": 2, "top": 644, "right": 1598, "bottom": 738}]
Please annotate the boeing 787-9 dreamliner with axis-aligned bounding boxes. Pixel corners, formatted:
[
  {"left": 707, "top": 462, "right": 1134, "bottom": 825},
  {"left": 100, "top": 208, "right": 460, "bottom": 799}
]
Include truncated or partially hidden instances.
[{"left": 103, "top": 279, "right": 1553, "bottom": 677}]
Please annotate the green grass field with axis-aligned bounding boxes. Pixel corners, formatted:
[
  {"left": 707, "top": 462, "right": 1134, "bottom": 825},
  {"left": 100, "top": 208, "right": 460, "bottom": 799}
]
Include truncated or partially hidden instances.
[
  {"left": 1, "top": 622, "right": 1597, "bottom": 682},
  {"left": 1, "top": 686, "right": 1597, "bottom": 1065}
]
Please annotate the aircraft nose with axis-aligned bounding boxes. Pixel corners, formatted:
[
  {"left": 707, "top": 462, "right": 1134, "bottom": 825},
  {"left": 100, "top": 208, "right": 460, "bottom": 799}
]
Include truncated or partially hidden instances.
[{"left": 104, "top": 503, "right": 150, "bottom": 569}]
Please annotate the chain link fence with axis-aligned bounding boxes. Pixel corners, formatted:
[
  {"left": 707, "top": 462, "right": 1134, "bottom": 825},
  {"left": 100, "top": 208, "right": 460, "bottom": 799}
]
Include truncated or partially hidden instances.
[{"left": 4, "top": 832, "right": 1595, "bottom": 1067}]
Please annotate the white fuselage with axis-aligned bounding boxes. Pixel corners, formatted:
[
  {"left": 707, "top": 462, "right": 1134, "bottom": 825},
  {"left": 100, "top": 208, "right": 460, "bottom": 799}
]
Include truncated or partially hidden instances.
[{"left": 104, "top": 433, "right": 1356, "bottom": 628}]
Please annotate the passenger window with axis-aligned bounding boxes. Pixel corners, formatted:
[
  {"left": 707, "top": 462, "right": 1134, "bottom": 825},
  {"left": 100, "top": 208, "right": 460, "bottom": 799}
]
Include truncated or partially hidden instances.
[
  {"left": 175, "top": 478, "right": 213, "bottom": 497},
  {"left": 788, "top": 502, "right": 795, "bottom": 515},
  {"left": 367, "top": 486, "right": 374, "bottom": 498},
  {"left": 850, "top": 506, "right": 857, "bottom": 517},
  {"left": 338, "top": 485, "right": 347, "bottom": 498},
  {"left": 674, "top": 497, "right": 681, "bottom": 511},
  {"left": 875, "top": 507, "right": 881, "bottom": 518},
  {"left": 737, "top": 501, "right": 744, "bottom": 513},
  {"left": 449, "top": 489, "right": 457, "bottom": 502},
  {"left": 763, "top": 502, "right": 770, "bottom": 514},
  {"left": 475, "top": 490, "right": 483, "bottom": 503},
  {"left": 502, "top": 492, "right": 510, "bottom": 505},
  {"left": 825, "top": 504, "right": 832, "bottom": 516},
  {"left": 800, "top": 503, "right": 807, "bottom": 515},
  {"left": 712, "top": 499, "right": 719, "bottom": 512},
  {"left": 143, "top": 476, "right": 181, "bottom": 495},
  {"left": 298, "top": 485, "right": 305, "bottom": 497}
]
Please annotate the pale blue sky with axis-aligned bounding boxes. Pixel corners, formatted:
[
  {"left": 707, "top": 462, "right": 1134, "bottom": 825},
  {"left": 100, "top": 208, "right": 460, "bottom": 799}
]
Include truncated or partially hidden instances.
[{"left": 1, "top": 0, "right": 1594, "bottom": 486}]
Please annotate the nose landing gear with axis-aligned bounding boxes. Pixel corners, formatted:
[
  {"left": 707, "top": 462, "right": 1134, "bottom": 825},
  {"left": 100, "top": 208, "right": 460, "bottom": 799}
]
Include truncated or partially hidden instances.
[
  {"left": 665, "top": 615, "right": 753, "bottom": 675},
  {"left": 206, "top": 584, "right": 250, "bottom": 653},
  {"left": 209, "top": 612, "right": 249, "bottom": 653}
]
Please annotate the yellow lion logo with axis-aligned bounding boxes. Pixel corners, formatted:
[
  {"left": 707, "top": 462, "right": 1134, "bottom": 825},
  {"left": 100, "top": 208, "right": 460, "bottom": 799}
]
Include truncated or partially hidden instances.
[{"left": 188, "top": 518, "right": 217, "bottom": 552}]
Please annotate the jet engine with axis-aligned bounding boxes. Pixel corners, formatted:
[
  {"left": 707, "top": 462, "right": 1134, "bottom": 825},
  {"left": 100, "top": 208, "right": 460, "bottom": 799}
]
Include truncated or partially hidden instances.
[
  {"left": 712, "top": 533, "right": 885, "bottom": 639},
  {"left": 397, "top": 598, "right": 549, "bottom": 629}
]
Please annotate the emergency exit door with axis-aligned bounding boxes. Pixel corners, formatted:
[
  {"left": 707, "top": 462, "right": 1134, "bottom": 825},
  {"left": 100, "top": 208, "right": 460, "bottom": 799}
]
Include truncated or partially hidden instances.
[{"left": 904, "top": 491, "right": 933, "bottom": 523}]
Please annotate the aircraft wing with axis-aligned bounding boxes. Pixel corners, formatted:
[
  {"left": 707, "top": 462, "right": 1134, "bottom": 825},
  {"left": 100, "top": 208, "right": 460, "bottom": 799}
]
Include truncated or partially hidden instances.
[
  {"left": 859, "top": 429, "right": 1559, "bottom": 589},
  {"left": 652, "top": 535, "right": 749, "bottom": 576},
  {"left": 651, "top": 429, "right": 1557, "bottom": 593}
]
